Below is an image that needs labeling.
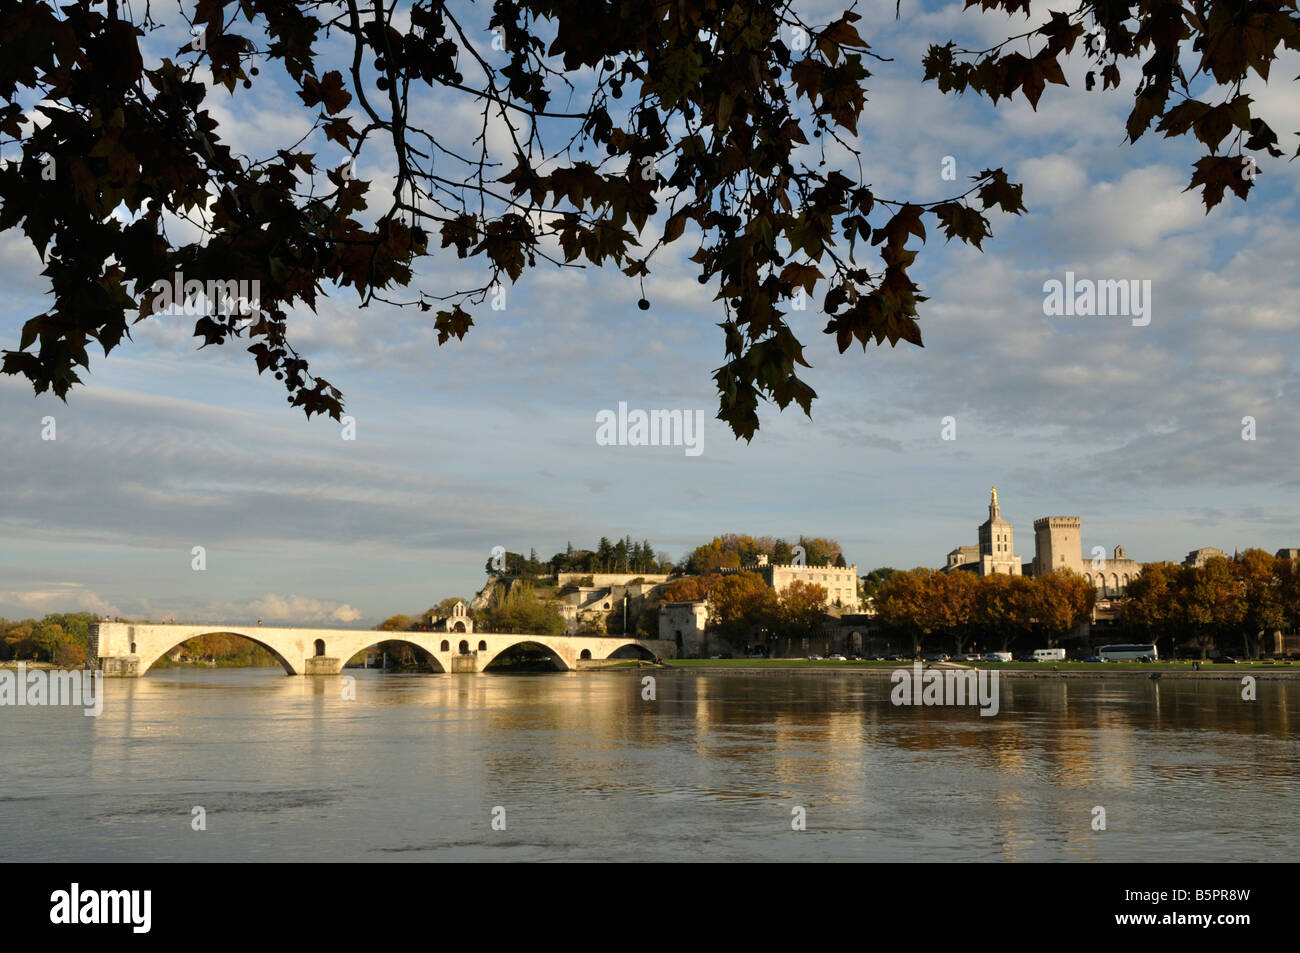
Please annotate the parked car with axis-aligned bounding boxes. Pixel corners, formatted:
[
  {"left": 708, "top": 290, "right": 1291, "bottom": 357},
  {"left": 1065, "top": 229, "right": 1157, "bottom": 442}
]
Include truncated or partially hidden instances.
[
  {"left": 982, "top": 652, "right": 1013, "bottom": 663},
  {"left": 1081, "top": 656, "right": 1104, "bottom": 663},
  {"left": 923, "top": 653, "right": 950, "bottom": 662},
  {"left": 1015, "top": 654, "right": 1038, "bottom": 662},
  {"left": 1212, "top": 655, "right": 1239, "bottom": 664},
  {"left": 807, "top": 654, "right": 822, "bottom": 661},
  {"left": 827, "top": 653, "right": 847, "bottom": 661}
]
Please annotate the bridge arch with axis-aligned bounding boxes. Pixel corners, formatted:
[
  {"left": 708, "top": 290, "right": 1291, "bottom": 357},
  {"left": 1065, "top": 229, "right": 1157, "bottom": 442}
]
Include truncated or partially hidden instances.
[
  {"left": 604, "top": 641, "right": 658, "bottom": 661},
  {"left": 139, "top": 630, "right": 298, "bottom": 676},
  {"left": 349, "top": 638, "right": 445, "bottom": 673},
  {"left": 479, "top": 638, "right": 573, "bottom": 672}
]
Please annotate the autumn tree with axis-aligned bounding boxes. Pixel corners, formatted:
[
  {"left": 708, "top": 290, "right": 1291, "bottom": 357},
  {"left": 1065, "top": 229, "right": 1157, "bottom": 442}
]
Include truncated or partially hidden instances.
[
  {"left": 2, "top": 621, "right": 37, "bottom": 660},
  {"left": 1278, "top": 557, "right": 1300, "bottom": 635},
  {"left": 873, "top": 568, "right": 936, "bottom": 656},
  {"left": 1029, "top": 571, "right": 1095, "bottom": 648},
  {"left": 797, "top": 537, "right": 842, "bottom": 567},
  {"left": 684, "top": 538, "right": 744, "bottom": 575},
  {"left": 773, "top": 579, "right": 828, "bottom": 646},
  {"left": 935, "top": 570, "right": 977, "bottom": 655},
  {"left": 707, "top": 571, "right": 778, "bottom": 645},
  {"left": 1233, "top": 549, "right": 1285, "bottom": 658},
  {"left": 1121, "top": 562, "right": 1182, "bottom": 654},
  {"left": 1182, "top": 557, "right": 1245, "bottom": 659},
  {"left": 5, "top": 2, "right": 1288, "bottom": 434},
  {"left": 660, "top": 573, "right": 721, "bottom": 603}
]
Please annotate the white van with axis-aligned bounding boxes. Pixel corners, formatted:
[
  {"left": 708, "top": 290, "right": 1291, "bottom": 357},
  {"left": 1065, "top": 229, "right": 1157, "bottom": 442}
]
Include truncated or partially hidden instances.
[{"left": 1033, "top": 648, "right": 1066, "bottom": 662}]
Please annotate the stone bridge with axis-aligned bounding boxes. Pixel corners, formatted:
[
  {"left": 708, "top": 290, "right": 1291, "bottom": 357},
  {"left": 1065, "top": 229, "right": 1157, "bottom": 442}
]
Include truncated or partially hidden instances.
[{"left": 89, "top": 622, "right": 675, "bottom": 677}]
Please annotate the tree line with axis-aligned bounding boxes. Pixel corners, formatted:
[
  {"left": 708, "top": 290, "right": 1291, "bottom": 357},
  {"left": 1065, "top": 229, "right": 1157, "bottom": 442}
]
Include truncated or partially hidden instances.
[
  {"left": 1122, "top": 552, "right": 1300, "bottom": 659},
  {"left": 1, "top": 612, "right": 93, "bottom": 665},
  {"left": 486, "top": 537, "right": 671, "bottom": 577},
  {"left": 487, "top": 532, "right": 849, "bottom": 579},
  {"left": 872, "top": 570, "right": 1096, "bottom": 656},
  {"left": 683, "top": 534, "right": 845, "bottom": 575},
  {"left": 661, "top": 571, "right": 833, "bottom": 648}
]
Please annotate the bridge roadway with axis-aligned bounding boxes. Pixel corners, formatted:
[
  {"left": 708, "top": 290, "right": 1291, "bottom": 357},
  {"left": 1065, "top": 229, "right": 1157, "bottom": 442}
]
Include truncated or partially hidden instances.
[{"left": 89, "top": 621, "right": 675, "bottom": 676}]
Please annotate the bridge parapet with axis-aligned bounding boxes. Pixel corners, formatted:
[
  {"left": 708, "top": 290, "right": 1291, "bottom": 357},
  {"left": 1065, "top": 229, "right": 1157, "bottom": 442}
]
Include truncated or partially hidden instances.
[{"left": 89, "top": 622, "right": 675, "bottom": 677}]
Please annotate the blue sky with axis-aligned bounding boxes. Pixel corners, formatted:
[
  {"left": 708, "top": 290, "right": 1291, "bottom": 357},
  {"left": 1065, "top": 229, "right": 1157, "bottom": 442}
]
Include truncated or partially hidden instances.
[{"left": 2, "top": 1, "right": 1298, "bottom": 624}]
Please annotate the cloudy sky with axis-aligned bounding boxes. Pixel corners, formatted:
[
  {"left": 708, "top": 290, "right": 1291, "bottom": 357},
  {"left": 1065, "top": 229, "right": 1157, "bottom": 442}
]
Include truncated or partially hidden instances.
[{"left": 2, "top": 1, "right": 1298, "bottom": 625}]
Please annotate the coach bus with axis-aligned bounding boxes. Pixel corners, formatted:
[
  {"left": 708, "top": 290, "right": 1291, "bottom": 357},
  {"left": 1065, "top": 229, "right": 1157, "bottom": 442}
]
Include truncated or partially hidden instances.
[{"left": 1098, "top": 643, "right": 1159, "bottom": 662}]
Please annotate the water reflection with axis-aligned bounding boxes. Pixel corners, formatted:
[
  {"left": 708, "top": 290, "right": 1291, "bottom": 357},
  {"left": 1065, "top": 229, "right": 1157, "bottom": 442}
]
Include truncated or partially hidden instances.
[{"left": 1, "top": 669, "right": 1296, "bottom": 861}]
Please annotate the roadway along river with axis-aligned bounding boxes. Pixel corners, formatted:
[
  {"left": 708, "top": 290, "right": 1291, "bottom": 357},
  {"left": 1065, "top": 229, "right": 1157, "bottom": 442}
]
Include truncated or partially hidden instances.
[{"left": 2, "top": 668, "right": 1296, "bottom": 861}]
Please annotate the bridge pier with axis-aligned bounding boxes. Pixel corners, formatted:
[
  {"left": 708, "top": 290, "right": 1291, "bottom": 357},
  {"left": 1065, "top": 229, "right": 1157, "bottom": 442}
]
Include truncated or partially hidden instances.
[
  {"left": 303, "top": 657, "right": 342, "bottom": 676},
  {"left": 99, "top": 656, "right": 141, "bottom": 678},
  {"left": 449, "top": 653, "right": 479, "bottom": 673}
]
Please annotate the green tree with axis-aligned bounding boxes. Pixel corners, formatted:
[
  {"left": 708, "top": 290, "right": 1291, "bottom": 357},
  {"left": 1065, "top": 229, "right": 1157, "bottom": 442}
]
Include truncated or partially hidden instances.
[
  {"left": 484, "top": 583, "right": 565, "bottom": 635},
  {"left": 860, "top": 567, "right": 897, "bottom": 600},
  {"left": 32, "top": 622, "right": 66, "bottom": 662}
]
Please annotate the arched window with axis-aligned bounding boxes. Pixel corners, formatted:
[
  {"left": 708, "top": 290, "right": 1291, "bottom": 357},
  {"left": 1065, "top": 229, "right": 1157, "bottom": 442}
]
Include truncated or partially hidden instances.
[
  {"left": 440, "top": 640, "right": 449, "bottom": 652},
  {"left": 478, "top": 640, "right": 487, "bottom": 652},
  {"left": 580, "top": 649, "right": 592, "bottom": 660},
  {"left": 314, "top": 639, "right": 326, "bottom": 657},
  {"left": 459, "top": 640, "right": 470, "bottom": 655}
]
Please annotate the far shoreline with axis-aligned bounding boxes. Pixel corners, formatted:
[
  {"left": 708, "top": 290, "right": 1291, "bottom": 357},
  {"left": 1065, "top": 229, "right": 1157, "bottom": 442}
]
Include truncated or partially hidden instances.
[{"left": 629, "top": 660, "right": 1300, "bottom": 680}]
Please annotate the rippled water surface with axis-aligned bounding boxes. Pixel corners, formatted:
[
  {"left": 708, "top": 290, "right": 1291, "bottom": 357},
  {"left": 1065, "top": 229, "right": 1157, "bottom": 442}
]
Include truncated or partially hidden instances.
[{"left": 2, "top": 668, "right": 1297, "bottom": 861}]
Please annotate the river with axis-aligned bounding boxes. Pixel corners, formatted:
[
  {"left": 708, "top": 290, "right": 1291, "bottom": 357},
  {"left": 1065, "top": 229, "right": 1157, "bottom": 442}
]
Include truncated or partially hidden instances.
[{"left": 2, "top": 668, "right": 1296, "bottom": 861}]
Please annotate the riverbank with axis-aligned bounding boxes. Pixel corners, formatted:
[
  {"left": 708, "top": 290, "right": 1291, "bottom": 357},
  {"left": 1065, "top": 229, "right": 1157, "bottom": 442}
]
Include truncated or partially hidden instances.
[{"left": 643, "top": 659, "right": 1300, "bottom": 679}]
